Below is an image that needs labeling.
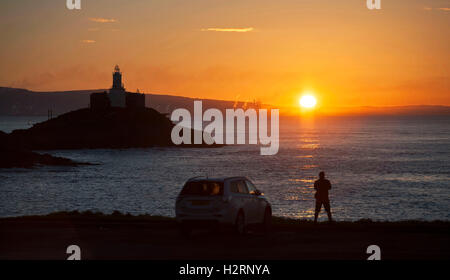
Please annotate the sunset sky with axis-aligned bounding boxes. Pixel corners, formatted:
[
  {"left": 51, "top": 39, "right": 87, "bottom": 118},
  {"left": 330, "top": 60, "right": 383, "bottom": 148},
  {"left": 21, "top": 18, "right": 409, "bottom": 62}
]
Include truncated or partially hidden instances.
[{"left": 0, "top": 0, "right": 449, "bottom": 112}]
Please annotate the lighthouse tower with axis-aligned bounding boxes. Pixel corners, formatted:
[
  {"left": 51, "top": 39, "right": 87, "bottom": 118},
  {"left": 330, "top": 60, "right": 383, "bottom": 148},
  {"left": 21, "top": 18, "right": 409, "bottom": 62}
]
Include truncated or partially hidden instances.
[
  {"left": 112, "top": 65, "right": 124, "bottom": 90},
  {"left": 89, "top": 65, "right": 145, "bottom": 109},
  {"left": 109, "top": 65, "right": 126, "bottom": 107}
]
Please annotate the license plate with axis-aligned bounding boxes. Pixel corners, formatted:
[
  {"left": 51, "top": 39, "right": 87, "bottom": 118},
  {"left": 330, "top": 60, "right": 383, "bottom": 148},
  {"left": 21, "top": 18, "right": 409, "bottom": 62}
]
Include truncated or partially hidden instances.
[{"left": 191, "top": 200, "right": 210, "bottom": 206}]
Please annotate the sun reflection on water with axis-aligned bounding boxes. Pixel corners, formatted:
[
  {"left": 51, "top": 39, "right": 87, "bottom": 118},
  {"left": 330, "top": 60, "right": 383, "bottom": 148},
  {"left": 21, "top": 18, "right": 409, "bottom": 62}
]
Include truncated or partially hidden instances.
[
  {"left": 293, "top": 209, "right": 316, "bottom": 219},
  {"left": 299, "top": 143, "right": 320, "bottom": 149},
  {"left": 301, "top": 164, "right": 318, "bottom": 169},
  {"left": 288, "top": 178, "right": 314, "bottom": 183}
]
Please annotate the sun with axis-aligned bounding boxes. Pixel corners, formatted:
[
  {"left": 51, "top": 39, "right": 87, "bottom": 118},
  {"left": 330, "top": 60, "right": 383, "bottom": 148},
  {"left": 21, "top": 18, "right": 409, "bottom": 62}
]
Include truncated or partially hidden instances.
[{"left": 299, "top": 95, "right": 317, "bottom": 108}]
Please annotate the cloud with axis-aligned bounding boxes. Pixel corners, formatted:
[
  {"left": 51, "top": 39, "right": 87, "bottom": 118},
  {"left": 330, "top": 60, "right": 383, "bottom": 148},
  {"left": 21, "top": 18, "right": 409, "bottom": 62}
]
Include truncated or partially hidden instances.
[
  {"left": 81, "top": 40, "right": 96, "bottom": 44},
  {"left": 201, "top": 27, "right": 254, "bottom": 33},
  {"left": 89, "top": 18, "right": 117, "bottom": 23},
  {"left": 437, "top": 8, "right": 450, "bottom": 11},
  {"left": 87, "top": 28, "right": 99, "bottom": 32}
]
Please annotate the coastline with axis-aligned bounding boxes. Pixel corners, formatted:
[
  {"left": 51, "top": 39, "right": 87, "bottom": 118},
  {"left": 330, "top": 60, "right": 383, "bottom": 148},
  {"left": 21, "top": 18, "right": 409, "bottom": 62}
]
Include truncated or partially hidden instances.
[{"left": 1, "top": 211, "right": 449, "bottom": 260}]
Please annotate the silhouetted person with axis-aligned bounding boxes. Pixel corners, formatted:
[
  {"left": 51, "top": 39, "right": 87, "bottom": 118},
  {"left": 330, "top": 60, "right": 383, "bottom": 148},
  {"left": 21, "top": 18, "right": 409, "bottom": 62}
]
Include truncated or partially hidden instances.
[{"left": 314, "top": 171, "right": 333, "bottom": 223}]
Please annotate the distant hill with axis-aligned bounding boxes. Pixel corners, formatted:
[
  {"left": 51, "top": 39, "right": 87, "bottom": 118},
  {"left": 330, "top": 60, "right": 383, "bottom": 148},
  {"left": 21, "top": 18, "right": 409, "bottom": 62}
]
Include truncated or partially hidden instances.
[
  {"left": 0, "top": 87, "right": 104, "bottom": 116},
  {"left": 0, "top": 87, "right": 259, "bottom": 116},
  {"left": 1, "top": 87, "right": 449, "bottom": 116}
]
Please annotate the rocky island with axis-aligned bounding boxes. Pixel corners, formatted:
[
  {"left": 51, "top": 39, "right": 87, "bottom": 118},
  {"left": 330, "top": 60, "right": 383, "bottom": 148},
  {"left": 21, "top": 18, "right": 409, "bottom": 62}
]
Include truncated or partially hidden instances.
[
  {"left": 8, "top": 107, "right": 177, "bottom": 150},
  {"left": 0, "top": 66, "right": 219, "bottom": 168},
  {"left": 0, "top": 107, "right": 218, "bottom": 168}
]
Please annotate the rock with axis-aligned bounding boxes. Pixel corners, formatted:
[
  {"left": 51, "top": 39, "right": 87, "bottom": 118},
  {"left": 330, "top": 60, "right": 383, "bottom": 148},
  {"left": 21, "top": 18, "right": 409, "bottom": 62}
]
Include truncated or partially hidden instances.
[
  {"left": 8, "top": 107, "right": 176, "bottom": 150},
  {"left": 0, "top": 149, "right": 88, "bottom": 168},
  {"left": 0, "top": 107, "right": 221, "bottom": 168}
]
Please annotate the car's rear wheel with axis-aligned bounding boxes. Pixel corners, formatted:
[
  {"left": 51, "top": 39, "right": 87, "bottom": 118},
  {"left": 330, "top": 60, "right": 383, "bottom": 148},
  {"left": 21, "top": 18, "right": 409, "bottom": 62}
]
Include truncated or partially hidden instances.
[{"left": 235, "top": 211, "right": 246, "bottom": 235}]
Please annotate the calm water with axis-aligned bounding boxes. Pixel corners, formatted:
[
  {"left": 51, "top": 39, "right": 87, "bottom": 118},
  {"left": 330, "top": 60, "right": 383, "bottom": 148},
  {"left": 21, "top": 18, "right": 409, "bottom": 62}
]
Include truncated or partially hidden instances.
[{"left": 1, "top": 116, "right": 449, "bottom": 221}]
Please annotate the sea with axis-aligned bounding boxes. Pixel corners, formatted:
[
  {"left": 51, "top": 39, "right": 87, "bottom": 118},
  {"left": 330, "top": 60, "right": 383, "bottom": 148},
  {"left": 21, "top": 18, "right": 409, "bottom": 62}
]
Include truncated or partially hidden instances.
[{"left": 1, "top": 115, "right": 449, "bottom": 221}]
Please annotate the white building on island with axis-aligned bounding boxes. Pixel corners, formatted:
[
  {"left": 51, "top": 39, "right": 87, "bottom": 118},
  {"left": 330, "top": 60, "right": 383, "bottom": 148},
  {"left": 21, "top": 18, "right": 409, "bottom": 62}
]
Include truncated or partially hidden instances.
[
  {"left": 90, "top": 65, "right": 145, "bottom": 110},
  {"left": 109, "top": 65, "right": 127, "bottom": 107}
]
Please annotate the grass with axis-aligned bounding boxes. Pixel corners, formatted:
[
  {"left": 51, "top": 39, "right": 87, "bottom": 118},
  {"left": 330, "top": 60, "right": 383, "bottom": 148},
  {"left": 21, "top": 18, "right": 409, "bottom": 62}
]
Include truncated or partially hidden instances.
[{"left": 2, "top": 210, "right": 449, "bottom": 228}]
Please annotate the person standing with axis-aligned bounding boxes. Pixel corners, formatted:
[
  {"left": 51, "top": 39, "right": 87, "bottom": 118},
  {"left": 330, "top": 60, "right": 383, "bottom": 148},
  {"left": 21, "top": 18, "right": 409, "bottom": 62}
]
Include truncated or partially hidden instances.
[{"left": 314, "top": 171, "right": 333, "bottom": 223}]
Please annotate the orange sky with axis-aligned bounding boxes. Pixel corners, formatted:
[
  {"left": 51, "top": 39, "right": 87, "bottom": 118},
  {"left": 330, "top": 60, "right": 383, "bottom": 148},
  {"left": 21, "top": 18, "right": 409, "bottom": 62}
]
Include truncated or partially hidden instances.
[{"left": 0, "top": 0, "right": 449, "bottom": 112}]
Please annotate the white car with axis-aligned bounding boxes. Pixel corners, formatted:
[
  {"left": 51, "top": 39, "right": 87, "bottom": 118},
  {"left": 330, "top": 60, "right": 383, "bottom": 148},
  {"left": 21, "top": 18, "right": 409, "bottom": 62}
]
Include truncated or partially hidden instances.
[{"left": 175, "top": 176, "right": 272, "bottom": 235}]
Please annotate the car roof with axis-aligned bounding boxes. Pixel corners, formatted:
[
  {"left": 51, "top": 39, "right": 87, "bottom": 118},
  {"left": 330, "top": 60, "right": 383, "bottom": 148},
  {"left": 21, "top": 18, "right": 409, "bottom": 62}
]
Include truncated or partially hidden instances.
[{"left": 186, "top": 176, "right": 248, "bottom": 183}]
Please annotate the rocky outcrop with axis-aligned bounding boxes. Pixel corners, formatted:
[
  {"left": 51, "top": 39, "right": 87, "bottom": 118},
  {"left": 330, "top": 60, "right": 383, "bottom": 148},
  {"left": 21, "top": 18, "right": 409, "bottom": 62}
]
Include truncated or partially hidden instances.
[
  {"left": 8, "top": 107, "right": 176, "bottom": 150},
  {"left": 0, "top": 149, "right": 87, "bottom": 168},
  {"left": 0, "top": 106, "right": 220, "bottom": 168}
]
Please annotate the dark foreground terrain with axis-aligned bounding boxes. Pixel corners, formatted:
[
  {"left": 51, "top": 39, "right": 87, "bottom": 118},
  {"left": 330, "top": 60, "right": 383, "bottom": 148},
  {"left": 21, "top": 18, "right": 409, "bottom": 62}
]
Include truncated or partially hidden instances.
[{"left": 0, "top": 211, "right": 448, "bottom": 260}]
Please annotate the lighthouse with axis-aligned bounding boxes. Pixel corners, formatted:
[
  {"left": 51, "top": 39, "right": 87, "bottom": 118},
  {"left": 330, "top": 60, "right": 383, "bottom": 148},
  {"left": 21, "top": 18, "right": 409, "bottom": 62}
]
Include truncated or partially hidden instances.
[
  {"left": 112, "top": 65, "right": 124, "bottom": 90},
  {"left": 90, "top": 65, "right": 145, "bottom": 110},
  {"left": 109, "top": 65, "right": 126, "bottom": 107}
]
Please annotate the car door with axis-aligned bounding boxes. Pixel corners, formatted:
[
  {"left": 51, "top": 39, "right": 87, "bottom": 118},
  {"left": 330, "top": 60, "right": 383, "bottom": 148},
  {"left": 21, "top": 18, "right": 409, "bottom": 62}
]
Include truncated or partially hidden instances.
[
  {"left": 236, "top": 180, "right": 255, "bottom": 223},
  {"left": 228, "top": 180, "right": 242, "bottom": 218},
  {"left": 229, "top": 180, "right": 248, "bottom": 220},
  {"left": 245, "top": 180, "right": 264, "bottom": 223}
]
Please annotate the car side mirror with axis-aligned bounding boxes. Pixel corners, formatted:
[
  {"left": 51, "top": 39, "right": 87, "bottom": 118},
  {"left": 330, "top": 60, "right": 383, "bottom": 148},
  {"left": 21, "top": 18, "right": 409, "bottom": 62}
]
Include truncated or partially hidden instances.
[{"left": 254, "top": 189, "right": 263, "bottom": 196}]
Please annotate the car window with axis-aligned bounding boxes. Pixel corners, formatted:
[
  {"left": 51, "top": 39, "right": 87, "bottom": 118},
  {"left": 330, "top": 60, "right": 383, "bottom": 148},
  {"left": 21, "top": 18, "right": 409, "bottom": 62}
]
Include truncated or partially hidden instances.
[
  {"left": 181, "top": 181, "right": 224, "bottom": 196},
  {"left": 230, "top": 181, "right": 239, "bottom": 193},
  {"left": 237, "top": 180, "right": 249, "bottom": 194},
  {"left": 245, "top": 180, "right": 257, "bottom": 194}
]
